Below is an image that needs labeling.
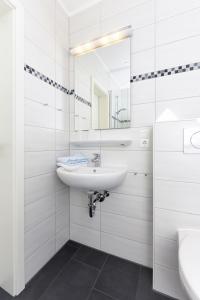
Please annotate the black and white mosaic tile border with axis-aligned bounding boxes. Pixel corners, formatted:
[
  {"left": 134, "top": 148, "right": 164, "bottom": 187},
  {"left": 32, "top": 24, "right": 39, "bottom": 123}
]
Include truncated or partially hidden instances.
[
  {"left": 25, "top": 61, "right": 200, "bottom": 107},
  {"left": 74, "top": 93, "right": 92, "bottom": 107},
  {"left": 130, "top": 61, "right": 200, "bottom": 82},
  {"left": 24, "top": 64, "right": 73, "bottom": 95},
  {"left": 24, "top": 64, "right": 91, "bottom": 107}
]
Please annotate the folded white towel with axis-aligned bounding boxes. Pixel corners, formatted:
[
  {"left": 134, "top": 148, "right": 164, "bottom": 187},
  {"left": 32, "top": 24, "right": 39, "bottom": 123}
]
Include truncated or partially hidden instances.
[
  {"left": 57, "top": 163, "right": 83, "bottom": 171},
  {"left": 57, "top": 155, "right": 88, "bottom": 165}
]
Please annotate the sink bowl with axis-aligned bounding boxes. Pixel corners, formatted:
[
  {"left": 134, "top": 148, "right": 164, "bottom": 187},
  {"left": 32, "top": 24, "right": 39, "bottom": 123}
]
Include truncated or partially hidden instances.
[{"left": 56, "top": 166, "right": 127, "bottom": 191}]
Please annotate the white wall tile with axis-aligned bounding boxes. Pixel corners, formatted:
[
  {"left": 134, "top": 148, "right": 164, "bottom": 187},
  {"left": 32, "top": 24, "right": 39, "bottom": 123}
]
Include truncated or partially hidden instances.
[
  {"left": 25, "top": 238, "right": 55, "bottom": 283},
  {"left": 155, "top": 179, "right": 200, "bottom": 215},
  {"left": 101, "top": 192, "right": 152, "bottom": 221},
  {"left": 70, "top": 3, "right": 101, "bottom": 33},
  {"left": 101, "top": 232, "right": 153, "bottom": 267},
  {"left": 154, "top": 236, "right": 178, "bottom": 270},
  {"left": 156, "top": 0, "right": 200, "bottom": 21},
  {"left": 132, "top": 24, "right": 155, "bottom": 53},
  {"left": 156, "top": 7, "right": 200, "bottom": 46},
  {"left": 56, "top": 210, "right": 67, "bottom": 233},
  {"left": 132, "top": 49, "right": 155, "bottom": 75},
  {"left": 101, "top": 212, "right": 153, "bottom": 244},
  {"left": 101, "top": 149, "right": 152, "bottom": 173},
  {"left": 25, "top": 38, "right": 55, "bottom": 80},
  {"left": 25, "top": 195, "right": 55, "bottom": 232},
  {"left": 132, "top": 103, "right": 155, "bottom": 127},
  {"left": 70, "top": 223, "right": 100, "bottom": 249},
  {"left": 156, "top": 35, "right": 200, "bottom": 70},
  {"left": 113, "top": 172, "right": 153, "bottom": 197},
  {"left": 155, "top": 208, "right": 200, "bottom": 241},
  {"left": 25, "top": 126, "right": 55, "bottom": 151},
  {"left": 132, "top": 79, "right": 155, "bottom": 105},
  {"left": 101, "top": 0, "right": 146, "bottom": 20},
  {"left": 56, "top": 130, "right": 69, "bottom": 150},
  {"left": 156, "top": 70, "right": 200, "bottom": 102},
  {"left": 101, "top": 0, "right": 155, "bottom": 34},
  {"left": 56, "top": 110, "right": 66, "bottom": 130},
  {"left": 25, "top": 151, "right": 55, "bottom": 178},
  {"left": 25, "top": 216, "right": 55, "bottom": 259},
  {"left": 70, "top": 205, "right": 100, "bottom": 231},
  {"left": 155, "top": 151, "right": 200, "bottom": 183},
  {"left": 20, "top": 0, "right": 55, "bottom": 37},
  {"left": 153, "top": 264, "right": 188, "bottom": 300},
  {"left": 56, "top": 64, "right": 67, "bottom": 86},
  {"left": 156, "top": 98, "right": 200, "bottom": 122},
  {"left": 56, "top": 188, "right": 69, "bottom": 212},
  {"left": 56, "top": 90, "right": 69, "bottom": 112},
  {"left": 25, "top": 99, "right": 55, "bottom": 129},
  {"left": 23, "top": 0, "right": 70, "bottom": 283},
  {"left": 25, "top": 73, "right": 55, "bottom": 107},
  {"left": 56, "top": 227, "right": 69, "bottom": 251},
  {"left": 24, "top": 10, "right": 55, "bottom": 59},
  {"left": 25, "top": 173, "right": 55, "bottom": 205}
]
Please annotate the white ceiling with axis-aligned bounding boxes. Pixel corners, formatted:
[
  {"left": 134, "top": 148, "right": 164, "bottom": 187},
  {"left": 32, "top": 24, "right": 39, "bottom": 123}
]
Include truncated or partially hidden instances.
[{"left": 59, "top": 0, "right": 101, "bottom": 16}]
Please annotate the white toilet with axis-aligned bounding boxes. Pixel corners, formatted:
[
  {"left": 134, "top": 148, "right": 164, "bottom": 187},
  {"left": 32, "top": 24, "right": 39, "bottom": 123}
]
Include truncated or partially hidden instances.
[{"left": 178, "top": 229, "right": 200, "bottom": 300}]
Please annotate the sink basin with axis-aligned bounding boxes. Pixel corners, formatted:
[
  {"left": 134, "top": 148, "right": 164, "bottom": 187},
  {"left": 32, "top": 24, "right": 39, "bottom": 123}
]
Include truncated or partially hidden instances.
[
  {"left": 56, "top": 166, "right": 127, "bottom": 191},
  {"left": 178, "top": 229, "right": 200, "bottom": 300}
]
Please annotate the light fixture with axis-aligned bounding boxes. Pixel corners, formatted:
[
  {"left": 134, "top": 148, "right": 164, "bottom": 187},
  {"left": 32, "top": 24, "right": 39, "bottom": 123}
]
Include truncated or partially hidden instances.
[{"left": 70, "top": 25, "right": 132, "bottom": 56}]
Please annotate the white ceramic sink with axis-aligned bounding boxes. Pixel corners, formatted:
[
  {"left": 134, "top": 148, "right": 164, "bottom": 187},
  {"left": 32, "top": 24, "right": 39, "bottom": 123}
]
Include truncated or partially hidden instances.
[
  {"left": 57, "top": 166, "right": 127, "bottom": 191},
  {"left": 178, "top": 229, "right": 200, "bottom": 300}
]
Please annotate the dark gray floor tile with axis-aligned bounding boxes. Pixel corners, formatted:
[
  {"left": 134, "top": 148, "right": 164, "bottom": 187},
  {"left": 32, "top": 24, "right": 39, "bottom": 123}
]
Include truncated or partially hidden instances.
[
  {"left": 74, "top": 245, "right": 108, "bottom": 270},
  {"left": 95, "top": 255, "right": 140, "bottom": 300},
  {"left": 135, "top": 267, "right": 173, "bottom": 300},
  {"left": 89, "top": 289, "right": 116, "bottom": 300},
  {"left": 40, "top": 259, "right": 99, "bottom": 300},
  {"left": 67, "top": 240, "right": 82, "bottom": 249},
  {"left": 16, "top": 244, "right": 77, "bottom": 300},
  {"left": 0, "top": 288, "right": 13, "bottom": 300}
]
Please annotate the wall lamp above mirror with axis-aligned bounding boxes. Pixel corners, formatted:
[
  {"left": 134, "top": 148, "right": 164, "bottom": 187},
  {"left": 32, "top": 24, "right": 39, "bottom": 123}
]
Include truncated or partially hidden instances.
[
  {"left": 70, "top": 25, "right": 132, "bottom": 56},
  {"left": 71, "top": 26, "right": 132, "bottom": 131}
]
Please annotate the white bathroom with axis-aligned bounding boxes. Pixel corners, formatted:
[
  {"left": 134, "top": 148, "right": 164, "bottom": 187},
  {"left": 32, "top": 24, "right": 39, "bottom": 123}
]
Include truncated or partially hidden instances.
[{"left": 0, "top": 0, "right": 200, "bottom": 299}]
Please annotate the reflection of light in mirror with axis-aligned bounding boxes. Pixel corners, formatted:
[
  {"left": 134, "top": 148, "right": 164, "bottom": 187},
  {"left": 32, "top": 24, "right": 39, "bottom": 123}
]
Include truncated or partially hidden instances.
[
  {"left": 70, "top": 26, "right": 132, "bottom": 56},
  {"left": 157, "top": 109, "right": 178, "bottom": 122}
]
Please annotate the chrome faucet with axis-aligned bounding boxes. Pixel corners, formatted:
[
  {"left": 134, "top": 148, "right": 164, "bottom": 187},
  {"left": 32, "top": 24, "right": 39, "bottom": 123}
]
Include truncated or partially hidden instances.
[{"left": 91, "top": 153, "right": 101, "bottom": 167}]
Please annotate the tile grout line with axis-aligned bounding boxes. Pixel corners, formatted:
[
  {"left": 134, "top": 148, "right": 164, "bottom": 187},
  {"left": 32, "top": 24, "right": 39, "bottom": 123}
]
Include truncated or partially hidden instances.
[
  {"left": 85, "top": 254, "right": 110, "bottom": 300},
  {"left": 93, "top": 288, "right": 119, "bottom": 300},
  {"left": 37, "top": 243, "right": 82, "bottom": 300},
  {"left": 134, "top": 265, "right": 142, "bottom": 300}
]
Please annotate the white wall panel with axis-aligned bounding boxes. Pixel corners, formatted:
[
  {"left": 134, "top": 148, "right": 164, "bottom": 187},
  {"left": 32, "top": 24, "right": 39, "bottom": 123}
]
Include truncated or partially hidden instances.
[{"left": 23, "top": 0, "right": 70, "bottom": 282}]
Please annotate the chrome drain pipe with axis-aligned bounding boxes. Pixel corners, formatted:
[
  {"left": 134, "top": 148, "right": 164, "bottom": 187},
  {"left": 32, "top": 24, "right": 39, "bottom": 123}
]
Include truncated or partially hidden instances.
[{"left": 88, "top": 191, "right": 109, "bottom": 218}]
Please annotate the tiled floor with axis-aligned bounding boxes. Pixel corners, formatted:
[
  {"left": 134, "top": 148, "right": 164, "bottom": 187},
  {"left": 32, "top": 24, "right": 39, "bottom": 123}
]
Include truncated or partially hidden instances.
[{"left": 0, "top": 241, "right": 173, "bottom": 300}]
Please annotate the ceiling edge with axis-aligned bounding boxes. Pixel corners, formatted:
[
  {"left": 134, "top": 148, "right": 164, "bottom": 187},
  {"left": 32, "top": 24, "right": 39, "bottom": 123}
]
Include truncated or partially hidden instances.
[
  {"left": 57, "top": 0, "right": 70, "bottom": 16},
  {"left": 59, "top": 0, "right": 101, "bottom": 17}
]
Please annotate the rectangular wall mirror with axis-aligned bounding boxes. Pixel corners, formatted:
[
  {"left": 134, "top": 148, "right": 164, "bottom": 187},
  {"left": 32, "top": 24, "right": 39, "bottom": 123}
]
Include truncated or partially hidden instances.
[{"left": 73, "top": 38, "right": 131, "bottom": 131}]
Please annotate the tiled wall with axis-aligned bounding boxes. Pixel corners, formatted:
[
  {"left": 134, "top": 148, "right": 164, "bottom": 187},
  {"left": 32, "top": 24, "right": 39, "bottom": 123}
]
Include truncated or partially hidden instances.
[
  {"left": 20, "top": 0, "right": 70, "bottom": 283},
  {"left": 69, "top": 0, "right": 200, "bottom": 298},
  {"left": 153, "top": 120, "right": 200, "bottom": 300}
]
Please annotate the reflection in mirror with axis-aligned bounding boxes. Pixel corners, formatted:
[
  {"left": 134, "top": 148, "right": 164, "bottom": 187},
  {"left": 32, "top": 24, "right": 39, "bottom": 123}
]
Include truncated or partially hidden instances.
[{"left": 74, "top": 38, "right": 131, "bottom": 130}]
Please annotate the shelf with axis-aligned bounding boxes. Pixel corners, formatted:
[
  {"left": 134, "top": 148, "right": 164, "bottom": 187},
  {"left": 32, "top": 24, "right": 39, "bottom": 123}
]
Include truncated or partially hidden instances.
[{"left": 70, "top": 139, "right": 132, "bottom": 147}]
